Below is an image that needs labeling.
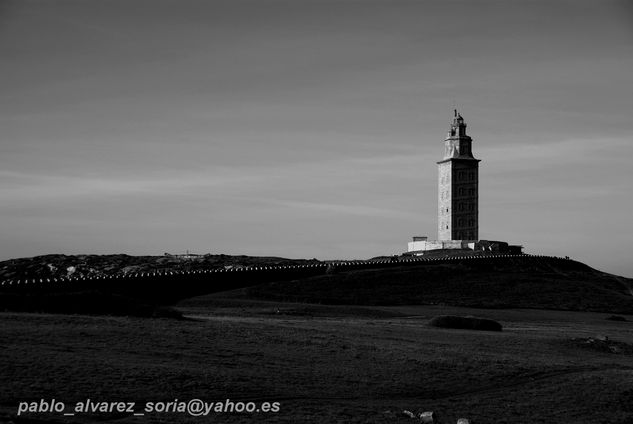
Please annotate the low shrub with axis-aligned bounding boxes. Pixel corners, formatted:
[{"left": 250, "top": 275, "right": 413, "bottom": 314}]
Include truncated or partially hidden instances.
[
  {"left": 606, "top": 315, "right": 627, "bottom": 322},
  {"left": 429, "top": 315, "right": 502, "bottom": 331}
]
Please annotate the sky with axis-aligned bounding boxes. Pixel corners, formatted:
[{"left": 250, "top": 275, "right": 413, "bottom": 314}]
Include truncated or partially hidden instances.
[{"left": 1, "top": 0, "right": 632, "bottom": 277}]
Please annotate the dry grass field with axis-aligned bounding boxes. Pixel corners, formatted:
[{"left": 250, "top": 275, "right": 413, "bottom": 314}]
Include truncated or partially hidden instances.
[{"left": 2, "top": 299, "right": 633, "bottom": 424}]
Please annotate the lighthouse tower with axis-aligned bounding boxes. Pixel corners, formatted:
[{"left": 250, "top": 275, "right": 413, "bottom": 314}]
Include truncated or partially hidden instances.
[{"left": 437, "top": 110, "right": 480, "bottom": 241}]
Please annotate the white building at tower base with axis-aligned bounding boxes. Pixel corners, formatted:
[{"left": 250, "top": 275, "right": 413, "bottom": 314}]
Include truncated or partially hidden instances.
[{"left": 406, "top": 236, "right": 521, "bottom": 255}]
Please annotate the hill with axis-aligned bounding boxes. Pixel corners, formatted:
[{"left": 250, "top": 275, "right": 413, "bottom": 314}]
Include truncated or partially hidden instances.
[
  {"left": 0, "top": 253, "right": 320, "bottom": 316},
  {"left": 1, "top": 253, "right": 632, "bottom": 315},
  {"left": 216, "top": 255, "right": 633, "bottom": 314},
  {"left": 0, "top": 253, "right": 318, "bottom": 281}
]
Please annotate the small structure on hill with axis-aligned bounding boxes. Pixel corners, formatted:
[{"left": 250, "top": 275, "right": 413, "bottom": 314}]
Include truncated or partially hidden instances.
[
  {"left": 407, "top": 110, "right": 522, "bottom": 255},
  {"left": 164, "top": 251, "right": 206, "bottom": 260}
]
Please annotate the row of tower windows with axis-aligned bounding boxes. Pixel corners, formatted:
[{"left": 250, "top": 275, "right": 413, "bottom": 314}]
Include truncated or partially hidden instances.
[
  {"left": 442, "top": 203, "right": 475, "bottom": 213},
  {"left": 440, "top": 187, "right": 476, "bottom": 199},
  {"left": 440, "top": 171, "right": 476, "bottom": 184},
  {"left": 457, "top": 218, "right": 476, "bottom": 227},
  {"left": 442, "top": 218, "right": 476, "bottom": 228},
  {"left": 457, "top": 187, "right": 476, "bottom": 196},
  {"left": 457, "top": 171, "right": 476, "bottom": 181}
]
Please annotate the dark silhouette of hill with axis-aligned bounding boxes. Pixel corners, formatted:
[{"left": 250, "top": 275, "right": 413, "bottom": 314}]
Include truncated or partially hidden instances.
[
  {"left": 0, "top": 253, "right": 319, "bottom": 317},
  {"left": 0, "top": 290, "right": 184, "bottom": 318},
  {"left": 226, "top": 256, "right": 633, "bottom": 314},
  {"left": 1, "top": 253, "right": 632, "bottom": 314}
]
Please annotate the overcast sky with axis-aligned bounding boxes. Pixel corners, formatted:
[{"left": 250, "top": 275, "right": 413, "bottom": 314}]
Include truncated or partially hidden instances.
[{"left": 1, "top": 0, "right": 632, "bottom": 276}]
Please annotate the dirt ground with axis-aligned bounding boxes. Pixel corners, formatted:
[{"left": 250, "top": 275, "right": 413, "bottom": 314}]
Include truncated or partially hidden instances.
[{"left": 1, "top": 301, "right": 633, "bottom": 423}]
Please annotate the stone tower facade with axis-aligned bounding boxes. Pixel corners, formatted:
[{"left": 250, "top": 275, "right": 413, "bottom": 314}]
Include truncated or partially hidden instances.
[{"left": 437, "top": 110, "right": 480, "bottom": 241}]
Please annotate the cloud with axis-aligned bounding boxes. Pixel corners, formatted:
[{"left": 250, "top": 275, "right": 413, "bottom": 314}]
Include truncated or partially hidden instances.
[
  {"left": 268, "top": 199, "right": 419, "bottom": 220},
  {"left": 0, "top": 170, "right": 259, "bottom": 202}
]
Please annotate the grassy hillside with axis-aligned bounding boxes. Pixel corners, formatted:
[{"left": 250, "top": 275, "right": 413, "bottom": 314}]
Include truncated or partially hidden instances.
[
  {"left": 2, "top": 253, "right": 632, "bottom": 314},
  {"left": 0, "top": 254, "right": 320, "bottom": 316},
  {"left": 224, "top": 256, "right": 633, "bottom": 314}
]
